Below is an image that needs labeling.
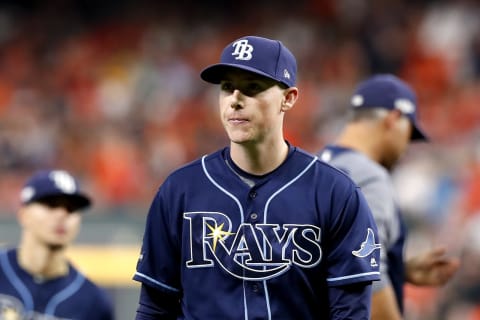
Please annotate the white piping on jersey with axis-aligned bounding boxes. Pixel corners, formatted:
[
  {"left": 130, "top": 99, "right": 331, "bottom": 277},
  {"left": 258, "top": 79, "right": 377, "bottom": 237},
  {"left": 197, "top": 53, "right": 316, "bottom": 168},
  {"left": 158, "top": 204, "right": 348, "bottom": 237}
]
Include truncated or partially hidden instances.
[
  {"left": 134, "top": 271, "right": 180, "bottom": 293},
  {"left": 202, "top": 154, "right": 320, "bottom": 320},
  {"left": 224, "top": 158, "right": 255, "bottom": 188},
  {"left": 262, "top": 156, "right": 318, "bottom": 223},
  {"left": 202, "top": 155, "right": 245, "bottom": 222},
  {"left": 262, "top": 282, "right": 271, "bottom": 319},
  {"left": 326, "top": 271, "right": 381, "bottom": 282},
  {"left": 261, "top": 155, "right": 318, "bottom": 320},
  {"left": 242, "top": 280, "right": 248, "bottom": 320},
  {"left": 202, "top": 155, "right": 248, "bottom": 320}
]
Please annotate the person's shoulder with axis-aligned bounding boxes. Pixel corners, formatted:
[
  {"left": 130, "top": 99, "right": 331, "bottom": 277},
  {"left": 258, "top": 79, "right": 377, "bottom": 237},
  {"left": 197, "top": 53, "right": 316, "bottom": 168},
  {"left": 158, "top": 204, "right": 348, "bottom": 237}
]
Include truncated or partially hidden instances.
[
  {"left": 76, "top": 273, "right": 107, "bottom": 295},
  {"left": 71, "top": 268, "right": 113, "bottom": 307},
  {"left": 293, "top": 146, "right": 356, "bottom": 183},
  {"left": 320, "top": 145, "right": 389, "bottom": 182},
  {"left": 0, "top": 248, "right": 25, "bottom": 281},
  {"left": 76, "top": 276, "right": 114, "bottom": 319},
  {"left": 0, "top": 246, "right": 12, "bottom": 255}
]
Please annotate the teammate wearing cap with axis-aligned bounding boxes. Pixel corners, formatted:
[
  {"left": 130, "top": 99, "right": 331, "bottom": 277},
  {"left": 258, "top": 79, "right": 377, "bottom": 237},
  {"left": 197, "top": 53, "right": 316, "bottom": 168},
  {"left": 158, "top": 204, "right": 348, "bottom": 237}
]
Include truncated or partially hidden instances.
[
  {"left": 0, "top": 170, "right": 114, "bottom": 319},
  {"left": 133, "top": 35, "right": 381, "bottom": 319},
  {"left": 319, "top": 74, "right": 460, "bottom": 319}
]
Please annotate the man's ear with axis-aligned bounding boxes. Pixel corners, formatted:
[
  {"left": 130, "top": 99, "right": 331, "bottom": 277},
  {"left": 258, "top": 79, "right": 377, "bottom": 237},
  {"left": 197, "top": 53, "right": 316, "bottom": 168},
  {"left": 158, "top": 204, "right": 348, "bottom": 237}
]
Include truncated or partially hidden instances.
[
  {"left": 384, "top": 109, "right": 402, "bottom": 129},
  {"left": 281, "top": 87, "right": 298, "bottom": 112}
]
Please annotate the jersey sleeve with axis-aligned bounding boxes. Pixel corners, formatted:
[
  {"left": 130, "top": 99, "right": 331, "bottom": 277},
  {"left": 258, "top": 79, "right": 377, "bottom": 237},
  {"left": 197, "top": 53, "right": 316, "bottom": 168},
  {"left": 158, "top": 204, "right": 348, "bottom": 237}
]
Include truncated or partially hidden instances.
[
  {"left": 329, "top": 282, "right": 373, "bottom": 319},
  {"left": 135, "top": 283, "right": 181, "bottom": 320},
  {"left": 133, "top": 178, "right": 182, "bottom": 295},
  {"left": 324, "top": 185, "right": 381, "bottom": 287},
  {"left": 357, "top": 172, "right": 398, "bottom": 292}
]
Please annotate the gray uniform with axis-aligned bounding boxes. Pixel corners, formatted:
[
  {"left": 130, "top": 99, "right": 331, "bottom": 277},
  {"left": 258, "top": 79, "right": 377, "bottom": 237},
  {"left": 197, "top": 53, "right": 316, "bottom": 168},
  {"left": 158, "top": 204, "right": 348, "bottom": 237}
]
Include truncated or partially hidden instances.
[{"left": 320, "top": 145, "right": 406, "bottom": 311}]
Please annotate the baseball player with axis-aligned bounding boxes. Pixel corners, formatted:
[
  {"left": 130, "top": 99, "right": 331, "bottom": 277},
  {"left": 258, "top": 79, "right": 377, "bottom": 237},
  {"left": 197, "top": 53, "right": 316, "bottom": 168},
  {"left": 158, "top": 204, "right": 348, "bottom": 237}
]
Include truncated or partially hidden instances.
[
  {"left": 0, "top": 169, "right": 114, "bottom": 319},
  {"left": 133, "top": 35, "right": 381, "bottom": 319},
  {"left": 319, "top": 74, "right": 460, "bottom": 319}
]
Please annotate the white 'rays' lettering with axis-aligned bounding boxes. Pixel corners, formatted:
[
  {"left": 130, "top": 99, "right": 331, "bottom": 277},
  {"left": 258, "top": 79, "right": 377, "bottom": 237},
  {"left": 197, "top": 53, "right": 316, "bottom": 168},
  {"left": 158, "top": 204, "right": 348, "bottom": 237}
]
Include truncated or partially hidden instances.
[{"left": 184, "top": 212, "right": 322, "bottom": 280}]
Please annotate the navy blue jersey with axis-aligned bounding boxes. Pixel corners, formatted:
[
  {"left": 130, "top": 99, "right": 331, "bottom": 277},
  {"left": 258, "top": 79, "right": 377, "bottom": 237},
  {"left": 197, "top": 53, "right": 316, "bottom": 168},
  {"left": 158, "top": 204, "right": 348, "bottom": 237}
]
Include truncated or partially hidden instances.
[
  {"left": 134, "top": 146, "right": 380, "bottom": 319},
  {"left": 320, "top": 145, "right": 407, "bottom": 312},
  {"left": 0, "top": 248, "right": 114, "bottom": 320}
]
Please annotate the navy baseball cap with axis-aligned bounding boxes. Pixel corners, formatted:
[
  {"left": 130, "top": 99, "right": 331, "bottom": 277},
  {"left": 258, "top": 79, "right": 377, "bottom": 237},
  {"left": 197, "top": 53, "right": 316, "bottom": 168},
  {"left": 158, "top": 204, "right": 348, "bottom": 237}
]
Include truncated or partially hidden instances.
[
  {"left": 200, "top": 36, "right": 297, "bottom": 88},
  {"left": 350, "top": 74, "right": 428, "bottom": 141},
  {"left": 20, "top": 170, "right": 91, "bottom": 211}
]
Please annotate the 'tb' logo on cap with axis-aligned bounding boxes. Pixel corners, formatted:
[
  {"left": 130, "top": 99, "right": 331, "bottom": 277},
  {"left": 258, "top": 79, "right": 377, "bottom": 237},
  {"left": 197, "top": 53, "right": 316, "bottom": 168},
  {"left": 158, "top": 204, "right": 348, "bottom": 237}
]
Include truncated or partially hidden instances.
[{"left": 232, "top": 39, "right": 253, "bottom": 61}]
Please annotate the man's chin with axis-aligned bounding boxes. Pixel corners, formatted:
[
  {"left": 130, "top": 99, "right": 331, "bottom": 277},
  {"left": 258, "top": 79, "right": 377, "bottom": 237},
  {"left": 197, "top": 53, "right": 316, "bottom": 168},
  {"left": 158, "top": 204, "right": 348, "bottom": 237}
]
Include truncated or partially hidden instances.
[{"left": 46, "top": 243, "right": 67, "bottom": 251}]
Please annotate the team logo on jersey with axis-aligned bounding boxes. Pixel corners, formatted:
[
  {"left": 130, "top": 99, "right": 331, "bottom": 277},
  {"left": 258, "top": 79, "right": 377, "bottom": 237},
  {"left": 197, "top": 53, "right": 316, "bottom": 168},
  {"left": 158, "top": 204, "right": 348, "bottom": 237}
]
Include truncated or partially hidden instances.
[
  {"left": 231, "top": 39, "right": 254, "bottom": 61},
  {"left": 184, "top": 212, "right": 322, "bottom": 281},
  {"left": 0, "top": 294, "right": 22, "bottom": 320},
  {"left": 0, "top": 294, "right": 70, "bottom": 320},
  {"left": 352, "top": 228, "right": 381, "bottom": 258}
]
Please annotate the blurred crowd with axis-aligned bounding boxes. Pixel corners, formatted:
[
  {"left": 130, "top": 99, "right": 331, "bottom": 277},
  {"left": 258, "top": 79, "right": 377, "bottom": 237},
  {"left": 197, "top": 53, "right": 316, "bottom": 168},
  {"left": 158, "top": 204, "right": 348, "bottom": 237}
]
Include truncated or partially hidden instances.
[{"left": 1, "top": 0, "right": 480, "bottom": 318}]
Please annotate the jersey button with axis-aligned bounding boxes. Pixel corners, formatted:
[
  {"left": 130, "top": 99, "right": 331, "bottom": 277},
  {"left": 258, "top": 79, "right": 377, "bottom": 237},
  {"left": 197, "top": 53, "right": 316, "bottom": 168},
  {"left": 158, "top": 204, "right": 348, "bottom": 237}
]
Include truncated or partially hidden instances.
[
  {"left": 252, "top": 283, "right": 259, "bottom": 292},
  {"left": 249, "top": 191, "right": 257, "bottom": 198},
  {"left": 250, "top": 213, "right": 258, "bottom": 220}
]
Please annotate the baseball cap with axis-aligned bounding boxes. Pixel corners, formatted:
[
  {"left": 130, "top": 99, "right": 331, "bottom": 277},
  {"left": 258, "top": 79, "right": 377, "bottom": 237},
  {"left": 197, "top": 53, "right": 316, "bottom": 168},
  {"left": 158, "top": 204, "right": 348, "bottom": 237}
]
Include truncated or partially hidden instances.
[
  {"left": 20, "top": 170, "right": 91, "bottom": 212},
  {"left": 200, "top": 35, "right": 297, "bottom": 88},
  {"left": 350, "top": 74, "right": 428, "bottom": 141}
]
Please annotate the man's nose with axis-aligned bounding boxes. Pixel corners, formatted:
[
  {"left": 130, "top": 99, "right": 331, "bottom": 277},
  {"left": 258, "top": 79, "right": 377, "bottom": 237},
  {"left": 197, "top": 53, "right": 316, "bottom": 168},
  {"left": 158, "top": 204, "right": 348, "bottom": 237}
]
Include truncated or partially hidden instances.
[{"left": 230, "top": 90, "right": 244, "bottom": 109}]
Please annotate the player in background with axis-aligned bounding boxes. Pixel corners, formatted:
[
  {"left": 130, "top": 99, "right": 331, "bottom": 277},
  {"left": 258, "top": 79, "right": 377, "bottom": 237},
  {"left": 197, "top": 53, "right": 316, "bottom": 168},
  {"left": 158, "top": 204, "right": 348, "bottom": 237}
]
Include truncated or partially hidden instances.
[
  {"left": 0, "top": 169, "right": 114, "bottom": 319},
  {"left": 319, "top": 74, "right": 460, "bottom": 320},
  {"left": 133, "top": 35, "right": 381, "bottom": 320}
]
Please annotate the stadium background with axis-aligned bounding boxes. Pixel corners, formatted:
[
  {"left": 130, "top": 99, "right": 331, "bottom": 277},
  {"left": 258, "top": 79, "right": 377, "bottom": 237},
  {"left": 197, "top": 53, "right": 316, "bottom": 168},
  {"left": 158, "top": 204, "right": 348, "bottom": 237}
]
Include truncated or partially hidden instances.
[{"left": 0, "top": 0, "right": 480, "bottom": 319}]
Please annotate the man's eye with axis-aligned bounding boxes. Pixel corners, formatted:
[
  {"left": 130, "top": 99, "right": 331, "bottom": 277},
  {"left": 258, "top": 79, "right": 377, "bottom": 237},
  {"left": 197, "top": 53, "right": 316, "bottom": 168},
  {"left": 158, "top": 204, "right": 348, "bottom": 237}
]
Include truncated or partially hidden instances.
[
  {"left": 242, "top": 83, "right": 265, "bottom": 96},
  {"left": 247, "top": 83, "right": 262, "bottom": 92},
  {"left": 66, "top": 205, "right": 77, "bottom": 213},
  {"left": 220, "top": 83, "right": 234, "bottom": 92}
]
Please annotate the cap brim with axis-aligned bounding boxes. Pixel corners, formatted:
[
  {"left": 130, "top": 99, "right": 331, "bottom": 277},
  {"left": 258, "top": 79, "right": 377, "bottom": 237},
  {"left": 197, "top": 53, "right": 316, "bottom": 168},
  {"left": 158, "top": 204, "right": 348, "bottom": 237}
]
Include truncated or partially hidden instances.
[
  {"left": 411, "top": 125, "right": 428, "bottom": 141},
  {"left": 65, "top": 194, "right": 91, "bottom": 211},
  {"left": 27, "top": 193, "right": 92, "bottom": 212},
  {"left": 200, "top": 64, "right": 280, "bottom": 85}
]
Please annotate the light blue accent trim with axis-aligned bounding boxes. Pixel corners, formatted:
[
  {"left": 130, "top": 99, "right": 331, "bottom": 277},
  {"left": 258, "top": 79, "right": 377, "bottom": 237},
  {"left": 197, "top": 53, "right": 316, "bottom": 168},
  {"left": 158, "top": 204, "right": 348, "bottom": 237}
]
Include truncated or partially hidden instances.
[
  {"left": 45, "top": 271, "right": 85, "bottom": 315},
  {"left": 326, "top": 271, "right": 381, "bottom": 282},
  {"left": 242, "top": 281, "right": 248, "bottom": 320},
  {"left": 0, "top": 250, "right": 34, "bottom": 311},
  {"left": 262, "top": 155, "right": 318, "bottom": 320},
  {"left": 201, "top": 155, "right": 248, "bottom": 318},
  {"left": 134, "top": 272, "right": 180, "bottom": 293}
]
